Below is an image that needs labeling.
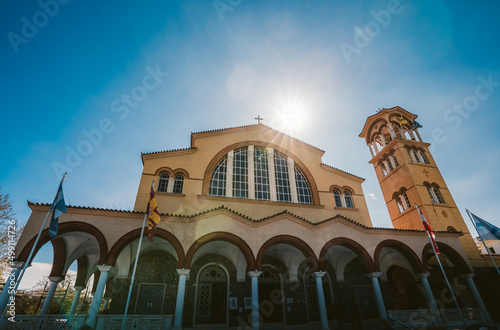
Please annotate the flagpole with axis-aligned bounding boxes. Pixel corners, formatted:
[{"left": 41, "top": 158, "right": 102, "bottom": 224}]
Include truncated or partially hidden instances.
[
  {"left": 0, "top": 174, "right": 67, "bottom": 323},
  {"left": 466, "top": 209, "right": 500, "bottom": 276},
  {"left": 425, "top": 230, "right": 467, "bottom": 323},
  {"left": 419, "top": 208, "right": 466, "bottom": 327},
  {"left": 121, "top": 181, "right": 154, "bottom": 330}
]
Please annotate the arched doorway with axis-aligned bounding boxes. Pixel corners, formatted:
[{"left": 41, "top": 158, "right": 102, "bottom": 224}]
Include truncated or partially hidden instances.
[
  {"left": 387, "top": 266, "right": 425, "bottom": 310},
  {"left": 259, "top": 265, "right": 285, "bottom": 324},
  {"left": 194, "top": 263, "right": 229, "bottom": 325}
]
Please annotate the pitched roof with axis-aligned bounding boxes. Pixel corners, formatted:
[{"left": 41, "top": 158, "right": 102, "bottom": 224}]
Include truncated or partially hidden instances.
[{"left": 191, "top": 123, "right": 325, "bottom": 153}]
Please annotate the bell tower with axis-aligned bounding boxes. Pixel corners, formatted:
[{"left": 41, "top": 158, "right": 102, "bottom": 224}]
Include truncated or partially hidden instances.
[{"left": 359, "top": 106, "right": 480, "bottom": 260}]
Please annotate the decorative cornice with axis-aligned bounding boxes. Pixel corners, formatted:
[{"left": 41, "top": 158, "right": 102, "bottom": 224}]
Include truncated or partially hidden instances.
[
  {"left": 27, "top": 201, "right": 460, "bottom": 234},
  {"left": 320, "top": 163, "right": 365, "bottom": 181}
]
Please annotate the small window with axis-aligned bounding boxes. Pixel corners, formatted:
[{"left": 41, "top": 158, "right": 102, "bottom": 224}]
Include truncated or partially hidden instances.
[
  {"left": 173, "top": 174, "right": 184, "bottom": 194},
  {"left": 380, "top": 162, "right": 388, "bottom": 176},
  {"left": 402, "top": 192, "right": 411, "bottom": 209},
  {"left": 392, "top": 155, "right": 399, "bottom": 167},
  {"left": 419, "top": 151, "right": 430, "bottom": 164},
  {"left": 387, "top": 159, "right": 394, "bottom": 171},
  {"left": 427, "top": 185, "right": 445, "bottom": 204},
  {"left": 396, "top": 197, "right": 405, "bottom": 213},
  {"left": 333, "top": 189, "right": 342, "bottom": 207},
  {"left": 158, "top": 172, "right": 169, "bottom": 192},
  {"left": 345, "top": 190, "right": 354, "bottom": 208}
]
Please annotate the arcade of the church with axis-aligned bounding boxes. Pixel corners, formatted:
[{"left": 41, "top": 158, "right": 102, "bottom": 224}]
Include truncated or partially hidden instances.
[{"left": 7, "top": 107, "right": 500, "bottom": 329}]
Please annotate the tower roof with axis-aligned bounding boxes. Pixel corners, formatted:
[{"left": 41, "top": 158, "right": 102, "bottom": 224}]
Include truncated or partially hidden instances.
[{"left": 359, "top": 106, "right": 417, "bottom": 143}]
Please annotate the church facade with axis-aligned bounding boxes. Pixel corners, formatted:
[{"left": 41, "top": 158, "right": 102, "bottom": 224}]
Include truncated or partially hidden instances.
[{"left": 8, "top": 106, "right": 500, "bottom": 329}]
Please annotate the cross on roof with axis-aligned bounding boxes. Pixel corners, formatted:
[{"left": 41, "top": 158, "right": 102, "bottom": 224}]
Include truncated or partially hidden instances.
[{"left": 255, "top": 115, "right": 263, "bottom": 124}]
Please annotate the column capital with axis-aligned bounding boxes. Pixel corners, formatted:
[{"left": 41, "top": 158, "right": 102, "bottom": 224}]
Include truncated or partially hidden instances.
[
  {"left": 416, "top": 272, "right": 431, "bottom": 279},
  {"left": 248, "top": 145, "right": 254, "bottom": 152},
  {"left": 313, "top": 271, "right": 326, "bottom": 278},
  {"left": 267, "top": 147, "right": 274, "bottom": 155},
  {"left": 460, "top": 273, "right": 475, "bottom": 279},
  {"left": 367, "top": 272, "right": 382, "bottom": 278},
  {"left": 74, "top": 285, "right": 85, "bottom": 291},
  {"left": 12, "top": 262, "right": 27, "bottom": 269},
  {"left": 247, "top": 270, "right": 262, "bottom": 278},
  {"left": 97, "top": 265, "right": 113, "bottom": 273},
  {"left": 48, "top": 276, "right": 64, "bottom": 283},
  {"left": 177, "top": 269, "right": 191, "bottom": 276}
]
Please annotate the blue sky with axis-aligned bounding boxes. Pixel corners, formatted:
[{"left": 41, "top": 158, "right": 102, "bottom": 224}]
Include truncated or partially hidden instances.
[{"left": 1, "top": 0, "right": 500, "bottom": 286}]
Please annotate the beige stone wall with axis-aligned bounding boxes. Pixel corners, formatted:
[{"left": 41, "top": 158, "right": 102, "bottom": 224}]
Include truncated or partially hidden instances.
[{"left": 134, "top": 125, "right": 373, "bottom": 226}]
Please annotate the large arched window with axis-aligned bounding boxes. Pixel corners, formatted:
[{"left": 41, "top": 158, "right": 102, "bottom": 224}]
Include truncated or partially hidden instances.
[
  {"left": 209, "top": 155, "right": 227, "bottom": 196},
  {"left": 209, "top": 146, "right": 313, "bottom": 204},
  {"left": 274, "top": 152, "right": 291, "bottom": 202},
  {"left": 158, "top": 172, "right": 169, "bottom": 192},
  {"left": 233, "top": 148, "right": 248, "bottom": 198},
  {"left": 254, "top": 147, "right": 270, "bottom": 200}
]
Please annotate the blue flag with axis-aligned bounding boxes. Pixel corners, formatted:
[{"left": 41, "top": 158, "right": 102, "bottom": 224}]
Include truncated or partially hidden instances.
[
  {"left": 49, "top": 181, "right": 66, "bottom": 237},
  {"left": 412, "top": 120, "right": 423, "bottom": 129},
  {"left": 470, "top": 212, "right": 500, "bottom": 241}
]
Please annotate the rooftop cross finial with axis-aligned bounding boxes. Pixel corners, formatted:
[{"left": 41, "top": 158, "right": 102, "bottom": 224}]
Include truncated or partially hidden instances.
[{"left": 255, "top": 115, "right": 263, "bottom": 124}]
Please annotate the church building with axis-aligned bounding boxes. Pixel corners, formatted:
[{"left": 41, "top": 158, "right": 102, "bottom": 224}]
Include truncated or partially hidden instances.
[{"left": 6, "top": 106, "right": 500, "bottom": 329}]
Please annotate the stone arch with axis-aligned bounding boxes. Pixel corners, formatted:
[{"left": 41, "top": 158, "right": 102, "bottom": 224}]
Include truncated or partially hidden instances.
[
  {"left": 422, "top": 242, "right": 471, "bottom": 274},
  {"left": 256, "top": 235, "right": 318, "bottom": 271},
  {"left": 107, "top": 228, "right": 185, "bottom": 268},
  {"left": 16, "top": 221, "right": 108, "bottom": 264},
  {"left": 319, "top": 237, "right": 375, "bottom": 272},
  {"left": 374, "top": 239, "right": 424, "bottom": 274},
  {"left": 48, "top": 237, "right": 66, "bottom": 277},
  {"left": 201, "top": 141, "right": 320, "bottom": 205},
  {"left": 154, "top": 167, "right": 174, "bottom": 176},
  {"left": 185, "top": 231, "right": 255, "bottom": 271}
]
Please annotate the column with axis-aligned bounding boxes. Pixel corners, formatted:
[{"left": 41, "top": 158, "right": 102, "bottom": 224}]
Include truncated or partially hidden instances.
[
  {"left": 174, "top": 269, "right": 190, "bottom": 329},
  {"left": 287, "top": 157, "right": 299, "bottom": 203},
  {"left": 389, "top": 156, "right": 397, "bottom": 169},
  {"left": 226, "top": 150, "right": 234, "bottom": 198},
  {"left": 461, "top": 273, "right": 492, "bottom": 322},
  {"left": 248, "top": 146, "right": 255, "bottom": 199},
  {"left": 69, "top": 285, "right": 85, "bottom": 315},
  {"left": 40, "top": 276, "right": 63, "bottom": 315},
  {"left": 380, "top": 133, "right": 387, "bottom": 146},
  {"left": 367, "top": 272, "right": 387, "bottom": 320},
  {"left": 85, "top": 265, "right": 112, "bottom": 328},
  {"left": 369, "top": 144, "right": 375, "bottom": 158},
  {"left": 267, "top": 148, "right": 277, "bottom": 201},
  {"left": 373, "top": 142, "right": 379, "bottom": 153},
  {"left": 417, "top": 273, "right": 443, "bottom": 325},
  {"left": 0, "top": 265, "right": 23, "bottom": 316},
  {"left": 408, "top": 129, "right": 416, "bottom": 140},
  {"left": 248, "top": 271, "right": 262, "bottom": 330},
  {"left": 313, "top": 272, "right": 330, "bottom": 330},
  {"left": 414, "top": 129, "right": 423, "bottom": 142},
  {"left": 388, "top": 124, "right": 396, "bottom": 140}
]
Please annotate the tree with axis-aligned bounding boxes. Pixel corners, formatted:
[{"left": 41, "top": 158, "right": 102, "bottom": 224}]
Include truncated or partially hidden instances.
[{"left": 0, "top": 185, "right": 24, "bottom": 281}]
